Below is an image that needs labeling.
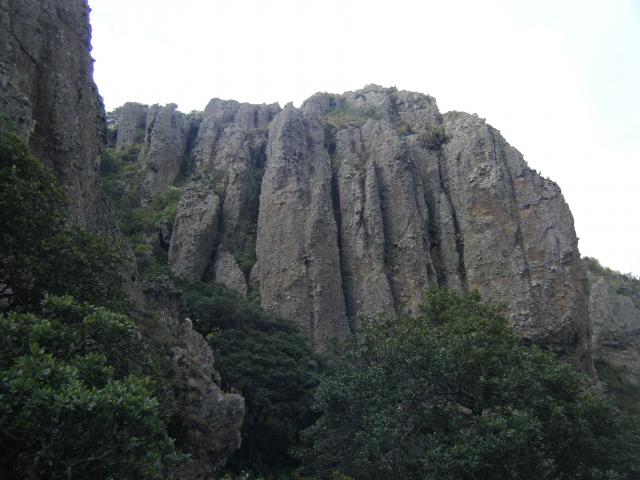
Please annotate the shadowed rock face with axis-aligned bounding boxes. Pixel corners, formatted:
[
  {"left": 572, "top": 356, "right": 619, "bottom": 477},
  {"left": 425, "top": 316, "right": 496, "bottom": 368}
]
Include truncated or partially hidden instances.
[
  {"left": 0, "top": 1, "right": 247, "bottom": 473},
  {"left": 122, "top": 85, "right": 591, "bottom": 362},
  {"left": 0, "top": 0, "right": 114, "bottom": 234},
  {"left": 586, "top": 262, "right": 640, "bottom": 384}
]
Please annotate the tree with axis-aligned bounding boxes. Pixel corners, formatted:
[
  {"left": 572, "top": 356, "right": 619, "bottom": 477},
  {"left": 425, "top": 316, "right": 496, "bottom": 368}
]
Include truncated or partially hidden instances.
[
  {"left": 0, "top": 295, "right": 182, "bottom": 479},
  {"left": 298, "top": 289, "right": 640, "bottom": 480},
  {"left": 180, "top": 281, "right": 319, "bottom": 476},
  {"left": 0, "top": 129, "right": 126, "bottom": 311}
]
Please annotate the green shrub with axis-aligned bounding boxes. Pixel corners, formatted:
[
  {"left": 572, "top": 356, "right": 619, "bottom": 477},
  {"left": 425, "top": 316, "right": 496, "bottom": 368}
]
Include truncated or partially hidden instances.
[
  {"left": 418, "top": 123, "right": 450, "bottom": 151},
  {"left": 179, "top": 281, "right": 319, "bottom": 477},
  {"left": 298, "top": 288, "right": 640, "bottom": 480},
  {"left": 0, "top": 295, "right": 183, "bottom": 479},
  {"left": 0, "top": 130, "right": 127, "bottom": 311}
]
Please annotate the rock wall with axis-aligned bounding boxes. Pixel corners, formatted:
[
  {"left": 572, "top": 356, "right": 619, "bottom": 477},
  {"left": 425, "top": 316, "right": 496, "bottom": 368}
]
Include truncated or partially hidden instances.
[
  {"left": 116, "top": 85, "right": 592, "bottom": 364},
  {"left": 0, "top": 0, "right": 113, "bottom": 233},
  {"left": 586, "top": 260, "right": 640, "bottom": 384}
]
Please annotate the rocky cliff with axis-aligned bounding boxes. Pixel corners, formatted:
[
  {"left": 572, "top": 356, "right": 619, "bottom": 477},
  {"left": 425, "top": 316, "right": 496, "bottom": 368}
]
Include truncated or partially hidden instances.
[
  {"left": 110, "top": 85, "right": 592, "bottom": 370},
  {"left": 0, "top": 0, "right": 114, "bottom": 233},
  {"left": 0, "top": 1, "right": 244, "bottom": 475},
  {"left": 585, "top": 258, "right": 640, "bottom": 385}
]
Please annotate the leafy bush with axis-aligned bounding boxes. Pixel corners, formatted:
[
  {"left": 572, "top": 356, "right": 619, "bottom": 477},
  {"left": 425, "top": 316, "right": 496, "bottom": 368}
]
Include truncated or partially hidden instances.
[
  {"left": 298, "top": 289, "right": 640, "bottom": 480},
  {"left": 180, "top": 281, "right": 319, "bottom": 477},
  {"left": 0, "top": 295, "right": 183, "bottom": 479},
  {"left": 0, "top": 130, "right": 127, "bottom": 311}
]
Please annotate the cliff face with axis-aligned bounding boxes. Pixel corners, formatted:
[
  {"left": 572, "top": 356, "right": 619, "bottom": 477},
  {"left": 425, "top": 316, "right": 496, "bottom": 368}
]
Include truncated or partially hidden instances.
[
  {"left": 0, "top": 1, "right": 244, "bottom": 474},
  {"left": 585, "top": 259, "right": 640, "bottom": 384},
  {"left": 0, "top": 0, "right": 113, "bottom": 233},
  {"left": 113, "top": 85, "right": 591, "bottom": 368}
]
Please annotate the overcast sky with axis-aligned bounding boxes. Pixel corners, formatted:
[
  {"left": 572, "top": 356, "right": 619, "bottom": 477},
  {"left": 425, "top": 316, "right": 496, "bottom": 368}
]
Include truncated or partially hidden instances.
[{"left": 89, "top": 0, "right": 640, "bottom": 276}]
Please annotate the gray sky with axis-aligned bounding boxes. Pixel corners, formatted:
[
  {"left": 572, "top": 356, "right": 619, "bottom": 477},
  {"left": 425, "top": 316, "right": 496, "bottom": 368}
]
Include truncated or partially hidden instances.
[{"left": 89, "top": 0, "right": 640, "bottom": 276}]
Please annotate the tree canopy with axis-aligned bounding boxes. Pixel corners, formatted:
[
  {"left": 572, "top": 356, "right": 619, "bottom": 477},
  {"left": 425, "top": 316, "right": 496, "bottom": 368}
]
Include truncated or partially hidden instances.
[
  {"left": 0, "top": 295, "right": 182, "bottom": 479},
  {"left": 0, "top": 129, "right": 126, "bottom": 311},
  {"left": 297, "top": 289, "right": 640, "bottom": 480},
  {"left": 181, "top": 281, "right": 319, "bottom": 477}
]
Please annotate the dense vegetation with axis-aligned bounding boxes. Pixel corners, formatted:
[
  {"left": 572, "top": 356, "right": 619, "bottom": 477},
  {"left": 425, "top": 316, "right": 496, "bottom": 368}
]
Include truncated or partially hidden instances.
[
  {"left": 4, "top": 123, "right": 640, "bottom": 479},
  {"left": 180, "top": 280, "right": 319, "bottom": 477},
  {"left": 0, "top": 129, "right": 181, "bottom": 479},
  {"left": 298, "top": 289, "right": 640, "bottom": 480},
  {"left": 0, "top": 131, "right": 126, "bottom": 311}
]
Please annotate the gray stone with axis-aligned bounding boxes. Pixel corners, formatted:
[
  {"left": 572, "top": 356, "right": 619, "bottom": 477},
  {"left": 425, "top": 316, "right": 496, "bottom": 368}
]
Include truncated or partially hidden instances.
[
  {"left": 115, "top": 102, "right": 148, "bottom": 150},
  {"left": 143, "top": 278, "right": 244, "bottom": 477},
  {"left": 257, "top": 104, "right": 350, "bottom": 350},
  {"left": 139, "top": 104, "right": 189, "bottom": 204},
  {"left": 168, "top": 177, "right": 221, "bottom": 281},
  {"left": 588, "top": 268, "right": 640, "bottom": 384},
  {"left": 214, "top": 250, "right": 248, "bottom": 296},
  {"left": 0, "top": 0, "right": 115, "bottom": 235}
]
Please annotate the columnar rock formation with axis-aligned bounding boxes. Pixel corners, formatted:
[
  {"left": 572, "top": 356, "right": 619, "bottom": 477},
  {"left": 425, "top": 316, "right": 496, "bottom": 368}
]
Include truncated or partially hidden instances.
[{"left": 114, "top": 86, "right": 591, "bottom": 367}]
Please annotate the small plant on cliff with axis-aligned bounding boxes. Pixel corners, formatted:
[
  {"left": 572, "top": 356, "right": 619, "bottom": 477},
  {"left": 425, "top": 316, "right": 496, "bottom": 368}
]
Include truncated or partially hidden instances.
[
  {"left": 418, "top": 123, "right": 450, "bottom": 151},
  {"left": 297, "top": 289, "right": 640, "bottom": 480}
]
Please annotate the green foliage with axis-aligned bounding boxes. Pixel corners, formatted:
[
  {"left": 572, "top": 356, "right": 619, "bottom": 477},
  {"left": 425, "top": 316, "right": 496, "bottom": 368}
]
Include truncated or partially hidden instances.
[
  {"left": 298, "top": 289, "right": 640, "bottom": 480},
  {"left": 418, "top": 123, "right": 450, "bottom": 151},
  {"left": 0, "top": 130, "right": 127, "bottom": 311},
  {"left": 584, "top": 257, "right": 640, "bottom": 309},
  {"left": 596, "top": 359, "right": 640, "bottom": 418},
  {"left": 180, "top": 280, "right": 319, "bottom": 477},
  {"left": 0, "top": 295, "right": 183, "bottom": 479},
  {"left": 100, "top": 145, "right": 183, "bottom": 279}
]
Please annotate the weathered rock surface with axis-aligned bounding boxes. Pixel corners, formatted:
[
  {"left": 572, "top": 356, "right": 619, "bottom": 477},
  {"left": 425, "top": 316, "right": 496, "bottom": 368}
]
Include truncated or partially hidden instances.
[
  {"left": 110, "top": 85, "right": 593, "bottom": 367},
  {"left": 0, "top": 0, "right": 114, "bottom": 234},
  {"left": 441, "top": 111, "right": 591, "bottom": 369},
  {"left": 115, "top": 102, "right": 148, "bottom": 151},
  {"left": 168, "top": 177, "right": 221, "bottom": 281},
  {"left": 213, "top": 250, "right": 248, "bottom": 296},
  {"left": 139, "top": 104, "right": 190, "bottom": 204},
  {"left": 143, "top": 278, "right": 244, "bottom": 478},
  {"left": 586, "top": 261, "right": 640, "bottom": 384},
  {"left": 256, "top": 104, "right": 350, "bottom": 349}
]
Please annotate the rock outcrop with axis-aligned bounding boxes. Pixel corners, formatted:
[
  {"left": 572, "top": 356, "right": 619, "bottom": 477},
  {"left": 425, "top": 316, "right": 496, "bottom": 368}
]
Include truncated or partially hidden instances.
[
  {"left": 142, "top": 279, "right": 245, "bottom": 478},
  {"left": 0, "top": 0, "right": 114, "bottom": 234},
  {"left": 257, "top": 104, "right": 350, "bottom": 346},
  {"left": 139, "top": 104, "right": 190, "bottom": 204},
  {"left": 586, "top": 259, "right": 640, "bottom": 384},
  {"left": 115, "top": 102, "right": 148, "bottom": 151},
  {"left": 110, "top": 85, "right": 593, "bottom": 364}
]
